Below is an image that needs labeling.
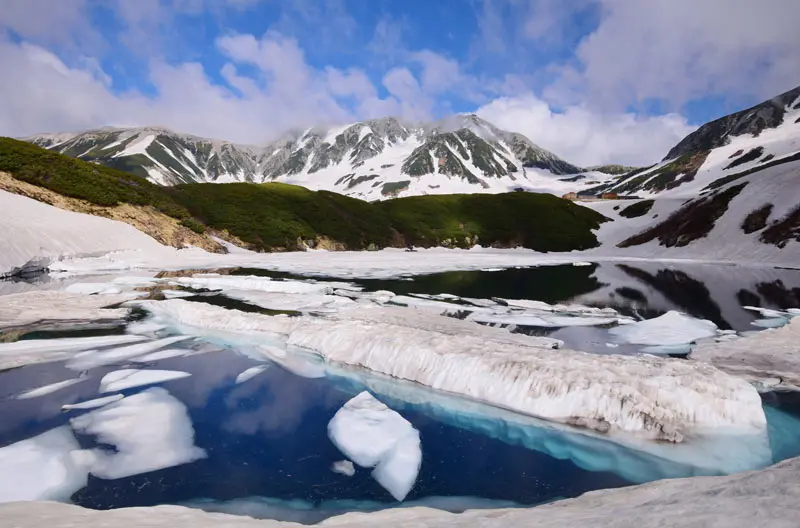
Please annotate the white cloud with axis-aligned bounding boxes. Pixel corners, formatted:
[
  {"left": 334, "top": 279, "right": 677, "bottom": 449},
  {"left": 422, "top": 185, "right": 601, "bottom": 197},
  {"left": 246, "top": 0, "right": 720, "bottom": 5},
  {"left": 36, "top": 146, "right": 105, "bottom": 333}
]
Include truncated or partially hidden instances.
[
  {"left": 546, "top": 0, "right": 800, "bottom": 110},
  {"left": 477, "top": 93, "right": 695, "bottom": 166}
]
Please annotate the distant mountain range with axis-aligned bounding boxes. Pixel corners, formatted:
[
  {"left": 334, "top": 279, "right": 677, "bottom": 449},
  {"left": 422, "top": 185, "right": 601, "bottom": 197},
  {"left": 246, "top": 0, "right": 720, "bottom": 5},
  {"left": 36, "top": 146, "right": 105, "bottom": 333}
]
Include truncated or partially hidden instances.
[{"left": 23, "top": 115, "right": 618, "bottom": 200}]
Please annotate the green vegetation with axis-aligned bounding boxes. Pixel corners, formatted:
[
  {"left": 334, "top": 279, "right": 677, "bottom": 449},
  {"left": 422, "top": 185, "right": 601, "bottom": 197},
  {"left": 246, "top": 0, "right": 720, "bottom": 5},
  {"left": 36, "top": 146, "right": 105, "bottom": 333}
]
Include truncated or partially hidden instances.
[
  {"left": 378, "top": 192, "right": 607, "bottom": 251},
  {"left": 618, "top": 199, "right": 655, "bottom": 219},
  {"left": 589, "top": 164, "right": 642, "bottom": 176},
  {"left": 169, "top": 182, "right": 395, "bottom": 251},
  {"left": 2, "top": 137, "right": 609, "bottom": 253},
  {"left": 0, "top": 137, "right": 189, "bottom": 219},
  {"left": 741, "top": 204, "right": 773, "bottom": 234}
]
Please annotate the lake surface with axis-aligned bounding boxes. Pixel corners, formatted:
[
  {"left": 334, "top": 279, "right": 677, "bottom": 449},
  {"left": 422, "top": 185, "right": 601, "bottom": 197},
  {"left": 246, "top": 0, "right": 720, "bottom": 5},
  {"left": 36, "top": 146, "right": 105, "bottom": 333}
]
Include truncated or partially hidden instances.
[{"left": 2, "top": 260, "right": 800, "bottom": 523}]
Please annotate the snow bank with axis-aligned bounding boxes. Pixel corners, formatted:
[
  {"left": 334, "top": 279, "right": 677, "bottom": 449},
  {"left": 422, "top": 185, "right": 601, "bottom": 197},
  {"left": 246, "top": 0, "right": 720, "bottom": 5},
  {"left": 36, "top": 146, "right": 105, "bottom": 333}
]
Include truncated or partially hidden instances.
[
  {"left": 0, "top": 190, "right": 164, "bottom": 277},
  {"left": 99, "top": 369, "right": 192, "bottom": 392},
  {"left": 328, "top": 392, "right": 421, "bottom": 501},
  {"left": 0, "top": 426, "right": 88, "bottom": 502},
  {"left": 139, "top": 300, "right": 766, "bottom": 443},
  {"left": 609, "top": 311, "right": 719, "bottom": 346},
  {"left": 70, "top": 388, "right": 206, "bottom": 479}
]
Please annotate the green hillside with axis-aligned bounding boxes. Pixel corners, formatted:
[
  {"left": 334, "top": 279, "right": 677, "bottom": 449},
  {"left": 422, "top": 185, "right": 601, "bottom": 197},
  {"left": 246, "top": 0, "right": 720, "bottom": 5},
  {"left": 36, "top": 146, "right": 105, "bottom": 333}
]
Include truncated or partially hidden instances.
[{"left": 1, "top": 137, "right": 607, "bottom": 253}]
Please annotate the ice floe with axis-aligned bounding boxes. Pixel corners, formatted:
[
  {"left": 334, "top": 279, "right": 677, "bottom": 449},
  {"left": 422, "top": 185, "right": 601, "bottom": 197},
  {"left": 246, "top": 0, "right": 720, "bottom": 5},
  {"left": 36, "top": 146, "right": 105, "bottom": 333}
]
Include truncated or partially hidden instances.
[
  {"left": 171, "top": 275, "right": 341, "bottom": 295},
  {"left": 225, "top": 290, "right": 357, "bottom": 313},
  {"left": 70, "top": 387, "right": 206, "bottom": 479},
  {"left": 331, "top": 460, "right": 356, "bottom": 476},
  {"left": 0, "top": 426, "right": 88, "bottom": 502},
  {"left": 99, "top": 368, "right": 192, "bottom": 392},
  {"left": 62, "top": 394, "right": 125, "bottom": 411},
  {"left": 16, "top": 378, "right": 85, "bottom": 400},
  {"left": 64, "top": 283, "right": 124, "bottom": 295},
  {"left": 0, "top": 332, "right": 149, "bottom": 371},
  {"left": 66, "top": 335, "right": 194, "bottom": 370},
  {"left": 328, "top": 392, "right": 421, "bottom": 501},
  {"left": 609, "top": 311, "right": 719, "bottom": 346},
  {"left": 235, "top": 365, "right": 269, "bottom": 384},
  {"left": 132, "top": 348, "right": 191, "bottom": 362},
  {"left": 137, "top": 300, "right": 766, "bottom": 443}
]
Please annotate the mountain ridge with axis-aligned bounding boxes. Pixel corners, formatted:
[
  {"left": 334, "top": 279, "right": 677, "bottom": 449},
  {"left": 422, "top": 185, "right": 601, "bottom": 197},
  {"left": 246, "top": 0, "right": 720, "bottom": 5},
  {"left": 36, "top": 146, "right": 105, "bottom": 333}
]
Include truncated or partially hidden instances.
[{"left": 21, "top": 115, "right": 611, "bottom": 199}]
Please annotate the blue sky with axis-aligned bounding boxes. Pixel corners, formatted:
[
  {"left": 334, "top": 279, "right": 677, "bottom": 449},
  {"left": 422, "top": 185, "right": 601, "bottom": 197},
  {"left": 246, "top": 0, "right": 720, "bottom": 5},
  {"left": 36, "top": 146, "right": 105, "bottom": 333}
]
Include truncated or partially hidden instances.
[{"left": 1, "top": 0, "right": 798, "bottom": 165}]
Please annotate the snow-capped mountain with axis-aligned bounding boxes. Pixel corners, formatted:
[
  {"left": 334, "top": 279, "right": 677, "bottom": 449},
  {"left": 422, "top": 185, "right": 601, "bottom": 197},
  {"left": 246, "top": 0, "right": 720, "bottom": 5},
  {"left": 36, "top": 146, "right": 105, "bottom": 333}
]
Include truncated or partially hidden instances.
[{"left": 23, "top": 116, "right": 610, "bottom": 200}]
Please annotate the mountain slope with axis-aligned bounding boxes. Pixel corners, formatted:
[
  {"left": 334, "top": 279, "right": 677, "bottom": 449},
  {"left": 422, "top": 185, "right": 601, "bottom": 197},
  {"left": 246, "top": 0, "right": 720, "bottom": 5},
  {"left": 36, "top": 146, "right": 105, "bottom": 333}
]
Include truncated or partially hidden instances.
[
  {"left": 22, "top": 116, "right": 610, "bottom": 199},
  {"left": 585, "top": 84, "right": 800, "bottom": 263}
]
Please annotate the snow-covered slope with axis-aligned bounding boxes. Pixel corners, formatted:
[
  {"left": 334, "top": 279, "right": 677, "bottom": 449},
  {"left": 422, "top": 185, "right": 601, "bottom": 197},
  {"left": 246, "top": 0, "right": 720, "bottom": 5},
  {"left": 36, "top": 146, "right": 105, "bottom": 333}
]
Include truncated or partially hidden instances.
[
  {"left": 0, "top": 190, "right": 165, "bottom": 277},
  {"left": 23, "top": 116, "right": 614, "bottom": 199},
  {"left": 586, "top": 84, "right": 800, "bottom": 261}
]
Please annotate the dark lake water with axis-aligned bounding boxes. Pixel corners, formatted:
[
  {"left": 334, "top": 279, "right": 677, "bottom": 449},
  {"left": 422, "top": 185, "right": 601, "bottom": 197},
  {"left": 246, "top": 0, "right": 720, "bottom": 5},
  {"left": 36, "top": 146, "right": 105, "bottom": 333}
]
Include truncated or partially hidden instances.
[{"left": 2, "top": 261, "right": 800, "bottom": 523}]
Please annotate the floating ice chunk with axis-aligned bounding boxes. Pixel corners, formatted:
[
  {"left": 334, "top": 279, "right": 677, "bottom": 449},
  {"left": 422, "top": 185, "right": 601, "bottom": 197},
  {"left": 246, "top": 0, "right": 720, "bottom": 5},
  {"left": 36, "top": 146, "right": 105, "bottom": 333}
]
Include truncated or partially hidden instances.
[
  {"left": 328, "top": 392, "right": 421, "bottom": 501},
  {"left": 111, "top": 276, "right": 159, "bottom": 286},
  {"left": 328, "top": 392, "right": 416, "bottom": 467},
  {"left": 132, "top": 349, "right": 189, "bottom": 362},
  {"left": 751, "top": 317, "right": 790, "bottom": 329},
  {"left": 331, "top": 460, "right": 355, "bottom": 477},
  {"left": 16, "top": 378, "right": 85, "bottom": 400},
  {"left": 498, "top": 298, "right": 555, "bottom": 311},
  {"left": 64, "top": 283, "right": 122, "bottom": 295},
  {"left": 0, "top": 334, "right": 147, "bottom": 356},
  {"left": 67, "top": 335, "right": 193, "bottom": 370},
  {"left": 99, "top": 369, "right": 192, "bottom": 393},
  {"left": 334, "top": 289, "right": 395, "bottom": 304},
  {"left": 743, "top": 306, "right": 788, "bottom": 318},
  {"left": 162, "top": 290, "right": 195, "bottom": 299},
  {"left": 642, "top": 344, "right": 694, "bottom": 355},
  {"left": 609, "top": 311, "right": 719, "bottom": 346},
  {"left": 572, "top": 261, "right": 593, "bottom": 266},
  {"left": 62, "top": 394, "right": 124, "bottom": 411},
  {"left": 172, "top": 275, "right": 334, "bottom": 295},
  {"left": 235, "top": 365, "right": 269, "bottom": 384},
  {"left": 255, "top": 345, "right": 326, "bottom": 378},
  {"left": 0, "top": 426, "right": 88, "bottom": 502},
  {"left": 469, "top": 313, "right": 620, "bottom": 328},
  {"left": 70, "top": 387, "right": 206, "bottom": 479},
  {"left": 225, "top": 290, "right": 357, "bottom": 313},
  {"left": 125, "top": 320, "right": 168, "bottom": 336},
  {"left": 371, "top": 431, "right": 422, "bottom": 502}
]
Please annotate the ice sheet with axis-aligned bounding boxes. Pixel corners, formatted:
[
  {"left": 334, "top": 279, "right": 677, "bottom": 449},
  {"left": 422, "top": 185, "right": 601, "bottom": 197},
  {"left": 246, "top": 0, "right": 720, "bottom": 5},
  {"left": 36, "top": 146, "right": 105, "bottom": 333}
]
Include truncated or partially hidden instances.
[
  {"left": 70, "top": 388, "right": 206, "bottom": 479},
  {"left": 139, "top": 300, "right": 766, "bottom": 442}
]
